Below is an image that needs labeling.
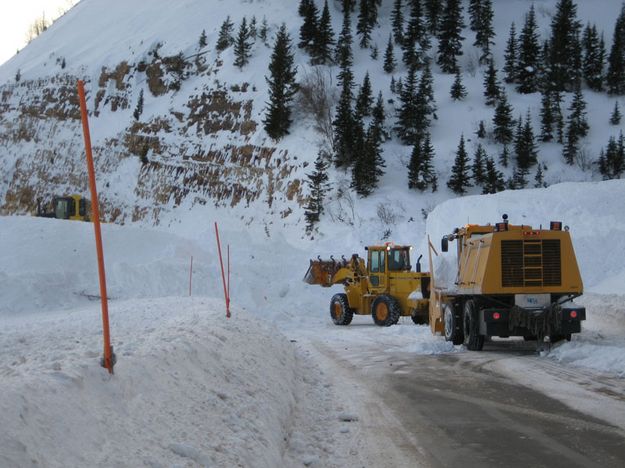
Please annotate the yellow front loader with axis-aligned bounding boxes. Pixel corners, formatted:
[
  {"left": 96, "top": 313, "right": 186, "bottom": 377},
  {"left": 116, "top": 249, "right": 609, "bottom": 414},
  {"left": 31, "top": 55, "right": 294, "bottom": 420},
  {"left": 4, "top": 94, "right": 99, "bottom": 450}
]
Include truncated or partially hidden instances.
[{"left": 304, "top": 244, "right": 430, "bottom": 326}]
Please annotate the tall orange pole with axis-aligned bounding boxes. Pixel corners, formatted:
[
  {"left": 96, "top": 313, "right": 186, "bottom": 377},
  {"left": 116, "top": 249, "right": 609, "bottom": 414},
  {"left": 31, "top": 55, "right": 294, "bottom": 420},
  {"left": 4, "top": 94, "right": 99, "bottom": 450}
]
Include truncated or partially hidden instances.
[
  {"left": 77, "top": 80, "right": 114, "bottom": 374},
  {"left": 215, "top": 222, "right": 230, "bottom": 318}
]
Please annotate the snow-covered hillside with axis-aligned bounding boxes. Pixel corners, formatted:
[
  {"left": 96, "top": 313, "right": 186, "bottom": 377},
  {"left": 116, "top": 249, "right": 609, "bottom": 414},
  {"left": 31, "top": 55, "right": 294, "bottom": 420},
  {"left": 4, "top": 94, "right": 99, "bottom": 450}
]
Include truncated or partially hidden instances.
[{"left": 1, "top": 0, "right": 624, "bottom": 240}]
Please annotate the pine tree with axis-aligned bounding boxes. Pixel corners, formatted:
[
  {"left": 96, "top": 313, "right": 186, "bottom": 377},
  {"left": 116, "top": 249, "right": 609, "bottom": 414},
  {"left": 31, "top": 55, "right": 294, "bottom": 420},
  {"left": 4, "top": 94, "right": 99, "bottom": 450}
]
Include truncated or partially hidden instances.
[
  {"left": 391, "top": 0, "right": 404, "bottom": 45},
  {"left": 216, "top": 16, "right": 235, "bottom": 51},
  {"left": 311, "top": 0, "right": 335, "bottom": 65},
  {"left": 437, "top": 0, "right": 465, "bottom": 74},
  {"left": 333, "top": 81, "right": 356, "bottom": 168},
  {"left": 402, "top": 0, "right": 429, "bottom": 69},
  {"left": 390, "top": 76, "right": 397, "bottom": 94},
  {"left": 133, "top": 89, "right": 144, "bottom": 121},
  {"left": 425, "top": 0, "right": 441, "bottom": 35},
  {"left": 483, "top": 59, "right": 501, "bottom": 106},
  {"left": 611, "top": 101, "right": 622, "bottom": 125},
  {"left": 419, "top": 60, "right": 437, "bottom": 119},
  {"left": 233, "top": 18, "right": 253, "bottom": 69},
  {"left": 510, "top": 165, "right": 528, "bottom": 189},
  {"left": 515, "top": 111, "right": 538, "bottom": 170},
  {"left": 468, "top": 0, "right": 481, "bottom": 32},
  {"left": 357, "top": 0, "right": 374, "bottom": 48},
  {"left": 499, "top": 144, "right": 510, "bottom": 167},
  {"left": 477, "top": 120, "right": 486, "bottom": 139},
  {"left": 562, "top": 86, "right": 589, "bottom": 165},
  {"left": 474, "top": 0, "right": 495, "bottom": 64},
  {"left": 548, "top": 0, "right": 582, "bottom": 92},
  {"left": 492, "top": 91, "right": 514, "bottom": 144},
  {"left": 355, "top": 72, "right": 373, "bottom": 118},
  {"left": 540, "top": 90, "right": 555, "bottom": 142},
  {"left": 383, "top": 34, "right": 396, "bottom": 73},
  {"left": 263, "top": 24, "right": 298, "bottom": 141},
  {"left": 534, "top": 163, "right": 546, "bottom": 188},
  {"left": 472, "top": 143, "right": 487, "bottom": 186},
  {"left": 503, "top": 22, "right": 518, "bottom": 83},
  {"left": 517, "top": 5, "right": 541, "bottom": 94},
  {"left": 299, "top": 0, "right": 319, "bottom": 53},
  {"left": 582, "top": 24, "right": 605, "bottom": 91},
  {"left": 304, "top": 150, "right": 330, "bottom": 233},
  {"left": 483, "top": 157, "right": 505, "bottom": 194},
  {"left": 598, "top": 133, "right": 625, "bottom": 179},
  {"left": 553, "top": 90, "right": 565, "bottom": 144},
  {"left": 450, "top": 68, "right": 467, "bottom": 100},
  {"left": 259, "top": 17, "right": 269, "bottom": 45},
  {"left": 335, "top": 5, "right": 354, "bottom": 69},
  {"left": 299, "top": 0, "right": 313, "bottom": 17},
  {"left": 447, "top": 134, "right": 472, "bottom": 194},
  {"left": 341, "top": 0, "right": 357, "bottom": 13},
  {"left": 15, "top": 69, "right": 20, "bottom": 82},
  {"left": 408, "top": 132, "right": 437, "bottom": 191},
  {"left": 372, "top": 91, "right": 389, "bottom": 141},
  {"left": 199, "top": 29, "right": 207, "bottom": 49},
  {"left": 395, "top": 65, "right": 420, "bottom": 144},
  {"left": 249, "top": 16, "right": 257, "bottom": 40},
  {"left": 352, "top": 119, "right": 385, "bottom": 196},
  {"left": 607, "top": 5, "right": 625, "bottom": 95}
]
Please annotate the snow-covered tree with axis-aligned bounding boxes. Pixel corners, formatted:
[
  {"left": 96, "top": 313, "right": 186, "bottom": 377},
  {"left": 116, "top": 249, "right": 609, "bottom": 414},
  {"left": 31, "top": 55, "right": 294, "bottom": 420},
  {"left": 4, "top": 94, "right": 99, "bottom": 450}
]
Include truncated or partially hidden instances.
[{"left": 447, "top": 134, "right": 471, "bottom": 194}]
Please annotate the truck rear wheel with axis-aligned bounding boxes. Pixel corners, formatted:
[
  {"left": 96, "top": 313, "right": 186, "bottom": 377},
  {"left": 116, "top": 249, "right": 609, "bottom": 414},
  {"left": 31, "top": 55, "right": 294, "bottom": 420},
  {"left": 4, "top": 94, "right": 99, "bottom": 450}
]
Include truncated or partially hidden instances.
[
  {"left": 463, "top": 300, "right": 485, "bottom": 351},
  {"left": 372, "top": 295, "right": 401, "bottom": 326},
  {"left": 444, "top": 303, "right": 464, "bottom": 345},
  {"left": 330, "top": 294, "right": 353, "bottom": 326}
]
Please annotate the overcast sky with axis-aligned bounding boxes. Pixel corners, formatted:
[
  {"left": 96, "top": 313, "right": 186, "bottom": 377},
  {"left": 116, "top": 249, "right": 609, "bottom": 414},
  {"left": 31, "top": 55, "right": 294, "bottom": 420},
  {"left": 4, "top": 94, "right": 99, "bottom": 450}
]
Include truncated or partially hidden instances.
[{"left": 0, "top": 0, "right": 77, "bottom": 65}]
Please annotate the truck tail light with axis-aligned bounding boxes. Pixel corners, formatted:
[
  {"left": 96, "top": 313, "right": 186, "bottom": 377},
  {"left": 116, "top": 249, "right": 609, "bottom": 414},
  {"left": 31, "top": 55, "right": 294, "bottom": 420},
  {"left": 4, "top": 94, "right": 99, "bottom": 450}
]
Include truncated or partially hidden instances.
[
  {"left": 570, "top": 310, "right": 578, "bottom": 319},
  {"left": 493, "top": 312, "right": 501, "bottom": 320}
]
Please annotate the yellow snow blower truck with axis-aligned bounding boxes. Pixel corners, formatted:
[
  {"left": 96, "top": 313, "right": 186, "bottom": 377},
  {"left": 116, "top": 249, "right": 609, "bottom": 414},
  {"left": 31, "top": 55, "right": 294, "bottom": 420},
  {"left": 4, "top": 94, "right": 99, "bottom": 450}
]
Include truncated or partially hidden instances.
[
  {"left": 428, "top": 215, "right": 586, "bottom": 350},
  {"left": 304, "top": 244, "right": 430, "bottom": 326},
  {"left": 36, "top": 195, "right": 90, "bottom": 221}
]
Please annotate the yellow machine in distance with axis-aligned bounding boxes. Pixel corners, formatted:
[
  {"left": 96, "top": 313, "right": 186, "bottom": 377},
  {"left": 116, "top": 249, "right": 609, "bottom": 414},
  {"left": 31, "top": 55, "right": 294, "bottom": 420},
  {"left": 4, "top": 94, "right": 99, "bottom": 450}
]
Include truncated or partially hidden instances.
[
  {"left": 304, "top": 244, "right": 430, "bottom": 326},
  {"left": 36, "top": 195, "right": 90, "bottom": 221}
]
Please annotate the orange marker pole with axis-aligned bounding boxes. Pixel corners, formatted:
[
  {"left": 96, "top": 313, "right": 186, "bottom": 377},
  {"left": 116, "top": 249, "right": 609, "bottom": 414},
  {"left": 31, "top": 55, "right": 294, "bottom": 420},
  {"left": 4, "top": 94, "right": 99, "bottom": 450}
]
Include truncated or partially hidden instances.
[
  {"left": 215, "top": 222, "right": 230, "bottom": 318},
  {"left": 189, "top": 255, "right": 193, "bottom": 296},
  {"left": 77, "top": 80, "right": 114, "bottom": 374}
]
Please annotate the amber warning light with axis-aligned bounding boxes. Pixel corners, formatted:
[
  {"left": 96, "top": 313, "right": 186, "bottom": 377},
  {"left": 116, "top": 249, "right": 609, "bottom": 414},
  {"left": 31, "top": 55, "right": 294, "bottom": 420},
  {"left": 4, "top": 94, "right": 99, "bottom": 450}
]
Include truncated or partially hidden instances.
[{"left": 550, "top": 221, "right": 562, "bottom": 231}]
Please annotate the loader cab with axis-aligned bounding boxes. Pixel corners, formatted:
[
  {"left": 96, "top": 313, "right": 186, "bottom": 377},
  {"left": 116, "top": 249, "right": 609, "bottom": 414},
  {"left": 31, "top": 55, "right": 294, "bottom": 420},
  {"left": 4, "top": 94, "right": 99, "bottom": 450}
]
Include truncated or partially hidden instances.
[
  {"left": 366, "top": 245, "right": 413, "bottom": 290},
  {"left": 367, "top": 247, "right": 386, "bottom": 289},
  {"left": 50, "top": 195, "right": 89, "bottom": 221}
]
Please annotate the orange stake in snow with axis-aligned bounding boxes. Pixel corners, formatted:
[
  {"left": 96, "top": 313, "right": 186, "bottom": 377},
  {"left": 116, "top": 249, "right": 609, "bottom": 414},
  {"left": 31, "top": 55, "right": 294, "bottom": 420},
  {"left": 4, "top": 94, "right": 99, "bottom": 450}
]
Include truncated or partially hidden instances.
[
  {"left": 77, "top": 80, "right": 115, "bottom": 374},
  {"left": 215, "top": 222, "right": 230, "bottom": 318}
]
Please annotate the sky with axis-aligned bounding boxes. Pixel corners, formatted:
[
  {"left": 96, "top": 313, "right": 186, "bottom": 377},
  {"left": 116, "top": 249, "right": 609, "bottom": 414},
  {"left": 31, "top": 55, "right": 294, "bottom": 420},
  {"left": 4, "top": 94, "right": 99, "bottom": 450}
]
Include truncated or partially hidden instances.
[{"left": 0, "top": 0, "right": 77, "bottom": 65}]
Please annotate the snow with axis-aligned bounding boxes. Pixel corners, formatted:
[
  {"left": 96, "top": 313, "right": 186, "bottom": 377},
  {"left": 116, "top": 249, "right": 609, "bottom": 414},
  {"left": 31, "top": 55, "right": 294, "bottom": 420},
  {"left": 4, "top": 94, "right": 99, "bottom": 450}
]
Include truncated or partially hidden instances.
[{"left": 2, "top": 0, "right": 625, "bottom": 465}]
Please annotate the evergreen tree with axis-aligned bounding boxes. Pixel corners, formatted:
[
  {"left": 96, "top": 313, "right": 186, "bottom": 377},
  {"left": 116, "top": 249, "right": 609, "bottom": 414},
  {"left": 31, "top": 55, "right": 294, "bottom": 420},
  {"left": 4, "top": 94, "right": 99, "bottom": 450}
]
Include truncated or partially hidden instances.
[
  {"left": 447, "top": 134, "right": 472, "bottom": 194},
  {"left": 499, "top": 144, "right": 510, "bottom": 167},
  {"left": 233, "top": 18, "right": 253, "bottom": 69},
  {"left": 474, "top": 0, "right": 495, "bottom": 64},
  {"left": 372, "top": 91, "right": 389, "bottom": 141},
  {"left": 402, "top": 0, "right": 429, "bottom": 69},
  {"left": 383, "top": 34, "right": 396, "bottom": 73},
  {"left": 425, "top": 0, "right": 441, "bottom": 35},
  {"left": 370, "top": 44, "right": 379, "bottom": 60},
  {"left": 492, "top": 91, "right": 514, "bottom": 144},
  {"left": 199, "top": 29, "right": 207, "bottom": 49},
  {"left": 562, "top": 86, "right": 589, "bottom": 165},
  {"left": 299, "top": 0, "right": 313, "bottom": 17},
  {"left": 249, "top": 16, "right": 257, "bottom": 40},
  {"left": 15, "top": 69, "right": 21, "bottom": 82},
  {"left": 510, "top": 166, "right": 528, "bottom": 189},
  {"left": 437, "top": 0, "right": 465, "bottom": 74},
  {"left": 515, "top": 111, "right": 538, "bottom": 170},
  {"left": 357, "top": 0, "right": 374, "bottom": 48},
  {"left": 582, "top": 23, "right": 605, "bottom": 91},
  {"left": 450, "top": 68, "right": 467, "bottom": 100},
  {"left": 472, "top": 143, "right": 487, "bottom": 186},
  {"left": 259, "top": 17, "right": 269, "bottom": 45},
  {"left": 548, "top": 0, "right": 582, "bottom": 91},
  {"left": 391, "top": 0, "right": 404, "bottom": 45},
  {"left": 483, "top": 157, "right": 505, "bottom": 194},
  {"left": 598, "top": 133, "right": 625, "bottom": 179},
  {"left": 611, "top": 101, "right": 622, "bottom": 125},
  {"left": 299, "top": 0, "right": 319, "bottom": 53},
  {"left": 335, "top": 5, "right": 354, "bottom": 68},
  {"left": 503, "top": 22, "right": 518, "bottom": 84},
  {"left": 419, "top": 60, "right": 437, "bottom": 119},
  {"left": 216, "top": 16, "right": 235, "bottom": 51},
  {"left": 553, "top": 90, "right": 565, "bottom": 144},
  {"left": 395, "top": 65, "right": 420, "bottom": 144},
  {"left": 483, "top": 59, "right": 501, "bottom": 106},
  {"left": 263, "top": 24, "right": 299, "bottom": 141},
  {"left": 304, "top": 150, "right": 330, "bottom": 233},
  {"left": 390, "top": 76, "right": 397, "bottom": 94},
  {"left": 133, "top": 89, "right": 144, "bottom": 121},
  {"left": 468, "top": 0, "right": 482, "bottom": 32},
  {"left": 311, "top": 0, "right": 335, "bottom": 65},
  {"left": 477, "top": 120, "right": 486, "bottom": 139},
  {"left": 341, "top": 0, "right": 357, "bottom": 13},
  {"left": 607, "top": 5, "right": 625, "bottom": 95},
  {"left": 355, "top": 72, "right": 373, "bottom": 118},
  {"left": 352, "top": 119, "right": 385, "bottom": 196},
  {"left": 534, "top": 163, "right": 546, "bottom": 188},
  {"left": 540, "top": 90, "right": 555, "bottom": 142},
  {"left": 408, "top": 132, "right": 437, "bottom": 191},
  {"left": 517, "top": 5, "right": 541, "bottom": 94}
]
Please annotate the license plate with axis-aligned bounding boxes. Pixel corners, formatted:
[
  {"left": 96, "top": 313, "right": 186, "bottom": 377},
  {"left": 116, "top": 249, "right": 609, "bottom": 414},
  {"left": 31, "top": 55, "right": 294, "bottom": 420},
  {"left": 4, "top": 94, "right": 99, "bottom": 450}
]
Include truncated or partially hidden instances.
[{"left": 515, "top": 294, "right": 550, "bottom": 309}]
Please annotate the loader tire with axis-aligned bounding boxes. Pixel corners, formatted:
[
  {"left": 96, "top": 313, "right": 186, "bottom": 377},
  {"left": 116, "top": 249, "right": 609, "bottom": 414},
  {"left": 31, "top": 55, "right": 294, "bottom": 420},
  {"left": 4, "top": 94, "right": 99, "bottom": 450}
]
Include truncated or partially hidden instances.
[
  {"left": 444, "top": 303, "right": 464, "bottom": 345},
  {"left": 372, "top": 295, "right": 401, "bottom": 326},
  {"left": 463, "top": 300, "right": 484, "bottom": 351},
  {"left": 330, "top": 294, "right": 353, "bottom": 326}
]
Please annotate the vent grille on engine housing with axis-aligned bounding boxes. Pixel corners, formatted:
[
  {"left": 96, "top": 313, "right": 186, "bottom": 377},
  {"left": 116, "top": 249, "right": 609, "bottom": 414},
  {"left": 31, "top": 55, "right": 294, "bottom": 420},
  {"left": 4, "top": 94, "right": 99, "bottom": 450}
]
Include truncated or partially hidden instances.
[{"left": 501, "top": 239, "right": 561, "bottom": 287}]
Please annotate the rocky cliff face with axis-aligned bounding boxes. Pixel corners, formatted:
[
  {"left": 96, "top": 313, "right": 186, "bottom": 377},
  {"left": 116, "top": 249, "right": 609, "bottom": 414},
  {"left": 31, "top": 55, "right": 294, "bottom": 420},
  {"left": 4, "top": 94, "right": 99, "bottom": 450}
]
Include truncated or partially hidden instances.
[{"left": 0, "top": 46, "right": 304, "bottom": 226}]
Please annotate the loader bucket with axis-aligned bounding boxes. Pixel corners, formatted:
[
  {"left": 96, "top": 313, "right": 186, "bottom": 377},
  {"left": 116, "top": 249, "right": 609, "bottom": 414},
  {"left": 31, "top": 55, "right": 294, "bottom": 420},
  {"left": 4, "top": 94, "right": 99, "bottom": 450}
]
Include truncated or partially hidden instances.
[{"left": 303, "top": 259, "right": 344, "bottom": 287}]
